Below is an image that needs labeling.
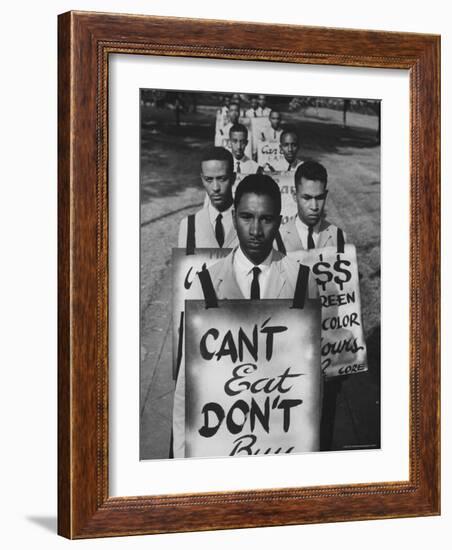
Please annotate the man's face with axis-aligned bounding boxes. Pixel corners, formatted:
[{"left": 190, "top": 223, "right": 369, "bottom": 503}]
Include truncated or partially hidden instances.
[
  {"left": 230, "top": 131, "right": 248, "bottom": 160},
  {"left": 280, "top": 132, "right": 299, "bottom": 163},
  {"left": 201, "top": 159, "right": 234, "bottom": 211},
  {"left": 233, "top": 192, "right": 281, "bottom": 265},
  {"left": 295, "top": 177, "right": 328, "bottom": 226},
  {"left": 257, "top": 95, "right": 266, "bottom": 108},
  {"left": 250, "top": 98, "right": 258, "bottom": 110},
  {"left": 228, "top": 104, "right": 240, "bottom": 123},
  {"left": 269, "top": 111, "right": 281, "bottom": 130}
]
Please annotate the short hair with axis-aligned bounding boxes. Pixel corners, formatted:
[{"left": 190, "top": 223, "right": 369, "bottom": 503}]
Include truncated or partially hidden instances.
[
  {"left": 234, "top": 174, "right": 281, "bottom": 214},
  {"left": 294, "top": 160, "right": 328, "bottom": 189},
  {"left": 201, "top": 146, "right": 234, "bottom": 175},
  {"left": 229, "top": 123, "right": 248, "bottom": 139},
  {"left": 280, "top": 126, "right": 298, "bottom": 144}
]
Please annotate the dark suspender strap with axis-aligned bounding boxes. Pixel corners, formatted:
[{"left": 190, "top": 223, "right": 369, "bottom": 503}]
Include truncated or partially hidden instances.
[
  {"left": 275, "top": 231, "right": 287, "bottom": 255},
  {"left": 169, "top": 428, "right": 174, "bottom": 458},
  {"left": 197, "top": 265, "right": 218, "bottom": 309},
  {"left": 186, "top": 214, "right": 195, "bottom": 255},
  {"left": 174, "top": 311, "right": 184, "bottom": 380},
  {"left": 291, "top": 264, "right": 310, "bottom": 309},
  {"left": 337, "top": 228, "right": 345, "bottom": 254}
]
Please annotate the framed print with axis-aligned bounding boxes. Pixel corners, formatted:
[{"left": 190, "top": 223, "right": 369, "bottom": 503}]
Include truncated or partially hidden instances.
[{"left": 58, "top": 11, "right": 440, "bottom": 538}]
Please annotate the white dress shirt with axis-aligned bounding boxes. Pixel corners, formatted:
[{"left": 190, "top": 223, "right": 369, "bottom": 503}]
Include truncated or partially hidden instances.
[
  {"left": 207, "top": 202, "right": 234, "bottom": 239},
  {"left": 261, "top": 127, "right": 283, "bottom": 142},
  {"left": 234, "top": 154, "right": 259, "bottom": 174},
  {"left": 245, "top": 108, "right": 258, "bottom": 118},
  {"left": 294, "top": 215, "right": 320, "bottom": 249},
  {"left": 232, "top": 247, "right": 274, "bottom": 299}
]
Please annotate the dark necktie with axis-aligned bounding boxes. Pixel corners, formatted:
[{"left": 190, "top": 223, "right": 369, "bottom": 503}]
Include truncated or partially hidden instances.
[
  {"left": 307, "top": 226, "right": 315, "bottom": 249},
  {"left": 250, "top": 267, "right": 261, "bottom": 300},
  {"left": 215, "top": 213, "right": 224, "bottom": 247},
  {"left": 236, "top": 161, "right": 241, "bottom": 173},
  {"left": 287, "top": 163, "right": 292, "bottom": 171}
]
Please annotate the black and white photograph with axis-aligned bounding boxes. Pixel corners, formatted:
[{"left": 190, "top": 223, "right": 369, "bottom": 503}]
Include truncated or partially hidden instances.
[{"left": 140, "top": 89, "right": 381, "bottom": 460}]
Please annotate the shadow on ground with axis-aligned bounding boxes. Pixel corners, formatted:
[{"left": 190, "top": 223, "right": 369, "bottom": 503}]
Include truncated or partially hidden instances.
[{"left": 26, "top": 516, "right": 57, "bottom": 533}]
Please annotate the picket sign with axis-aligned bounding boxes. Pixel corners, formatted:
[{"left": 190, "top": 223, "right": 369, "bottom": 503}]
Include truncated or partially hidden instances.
[
  {"left": 250, "top": 117, "right": 270, "bottom": 156},
  {"left": 270, "top": 171, "right": 298, "bottom": 225},
  {"left": 171, "top": 248, "right": 231, "bottom": 379},
  {"left": 257, "top": 139, "right": 285, "bottom": 167},
  {"left": 184, "top": 298, "right": 321, "bottom": 458},
  {"left": 289, "top": 243, "right": 368, "bottom": 378}
]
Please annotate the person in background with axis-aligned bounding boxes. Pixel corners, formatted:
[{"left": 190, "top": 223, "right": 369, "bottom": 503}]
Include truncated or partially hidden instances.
[
  {"left": 218, "top": 102, "right": 241, "bottom": 143},
  {"left": 245, "top": 95, "right": 260, "bottom": 118},
  {"left": 264, "top": 127, "right": 303, "bottom": 172},
  {"left": 260, "top": 110, "right": 283, "bottom": 142},
  {"left": 217, "top": 95, "right": 230, "bottom": 126},
  {"left": 280, "top": 160, "right": 346, "bottom": 252},
  {"left": 229, "top": 123, "right": 259, "bottom": 175},
  {"left": 177, "top": 147, "right": 238, "bottom": 249},
  {"left": 257, "top": 94, "right": 272, "bottom": 117},
  {"left": 280, "top": 160, "right": 348, "bottom": 453}
]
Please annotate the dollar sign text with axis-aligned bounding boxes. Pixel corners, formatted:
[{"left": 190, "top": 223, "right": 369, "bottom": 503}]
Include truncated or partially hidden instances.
[
  {"left": 312, "top": 254, "right": 333, "bottom": 292},
  {"left": 333, "top": 255, "right": 352, "bottom": 291}
]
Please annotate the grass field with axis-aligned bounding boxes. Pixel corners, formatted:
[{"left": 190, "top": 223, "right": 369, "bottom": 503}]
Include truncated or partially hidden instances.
[{"left": 140, "top": 100, "right": 381, "bottom": 459}]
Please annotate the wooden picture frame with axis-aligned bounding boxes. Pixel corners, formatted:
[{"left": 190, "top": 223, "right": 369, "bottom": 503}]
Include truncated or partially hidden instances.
[{"left": 58, "top": 10, "right": 440, "bottom": 538}]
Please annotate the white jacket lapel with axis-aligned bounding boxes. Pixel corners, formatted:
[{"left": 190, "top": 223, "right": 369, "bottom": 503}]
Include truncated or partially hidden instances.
[{"left": 215, "top": 253, "right": 244, "bottom": 299}]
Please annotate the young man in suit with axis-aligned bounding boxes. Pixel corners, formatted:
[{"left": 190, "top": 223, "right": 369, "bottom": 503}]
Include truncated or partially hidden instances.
[
  {"left": 177, "top": 147, "right": 238, "bottom": 249},
  {"left": 218, "top": 102, "right": 241, "bottom": 142},
  {"left": 229, "top": 123, "right": 259, "bottom": 175},
  {"left": 280, "top": 160, "right": 346, "bottom": 251},
  {"left": 245, "top": 95, "right": 260, "bottom": 118},
  {"left": 264, "top": 127, "right": 303, "bottom": 172},
  {"left": 257, "top": 94, "right": 272, "bottom": 117},
  {"left": 217, "top": 95, "right": 230, "bottom": 125},
  {"left": 172, "top": 175, "right": 317, "bottom": 457},
  {"left": 260, "top": 110, "right": 283, "bottom": 143}
]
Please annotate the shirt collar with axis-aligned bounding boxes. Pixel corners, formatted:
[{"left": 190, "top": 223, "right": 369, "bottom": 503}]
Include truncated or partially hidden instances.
[
  {"left": 295, "top": 215, "right": 320, "bottom": 234},
  {"left": 234, "top": 246, "right": 273, "bottom": 276},
  {"left": 234, "top": 154, "right": 248, "bottom": 164},
  {"left": 208, "top": 201, "right": 233, "bottom": 225}
]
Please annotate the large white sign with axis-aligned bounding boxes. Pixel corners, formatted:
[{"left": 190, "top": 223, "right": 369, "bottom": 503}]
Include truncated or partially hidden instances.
[
  {"left": 289, "top": 244, "right": 368, "bottom": 378},
  {"left": 184, "top": 299, "right": 322, "bottom": 458}
]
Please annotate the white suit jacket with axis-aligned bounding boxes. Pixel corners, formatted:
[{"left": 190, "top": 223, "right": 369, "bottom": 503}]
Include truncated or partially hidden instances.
[{"left": 280, "top": 216, "right": 346, "bottom": 252}]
